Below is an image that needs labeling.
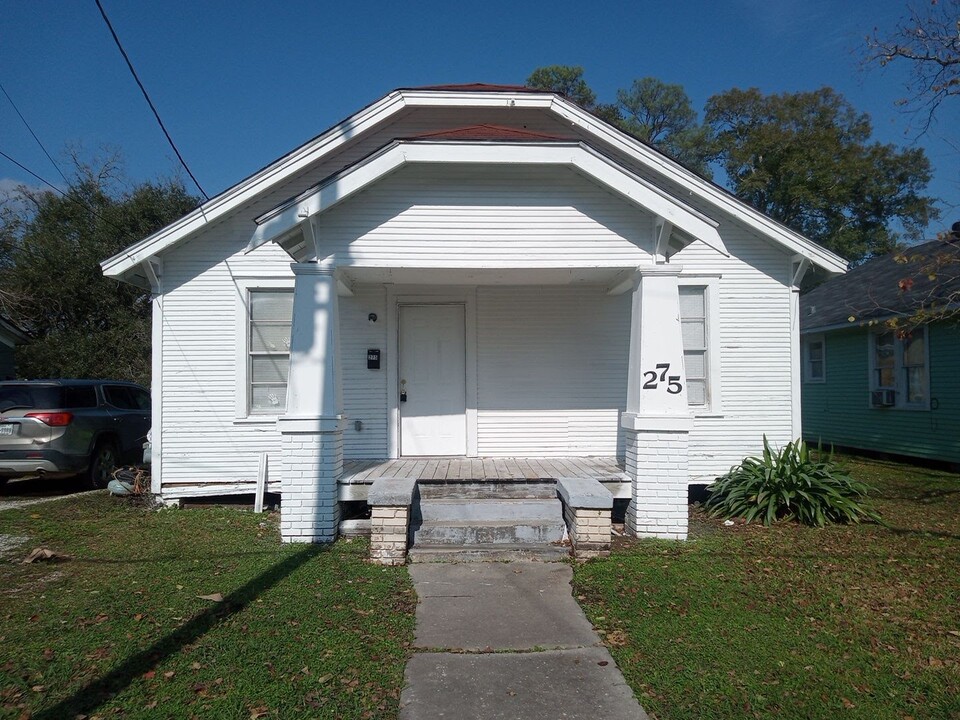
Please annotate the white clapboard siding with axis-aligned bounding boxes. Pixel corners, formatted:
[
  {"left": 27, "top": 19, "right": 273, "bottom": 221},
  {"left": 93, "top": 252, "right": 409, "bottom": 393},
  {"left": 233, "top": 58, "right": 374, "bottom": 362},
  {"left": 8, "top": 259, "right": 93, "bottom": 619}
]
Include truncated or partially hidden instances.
[
  {"left": 339, "top": 288, "right": 388, "bottom": 459},
  {"left": 152, "top": 101, "right": 798, "bottom": 491},
  {"left": 314, "top": 164, "right": 652, "bottom": 266},
  {"left": 675, "top": 225, "right": 795, "bottom": 481},
  {"left": 476, "top": 286, "right": 629, "bottom": 456}
]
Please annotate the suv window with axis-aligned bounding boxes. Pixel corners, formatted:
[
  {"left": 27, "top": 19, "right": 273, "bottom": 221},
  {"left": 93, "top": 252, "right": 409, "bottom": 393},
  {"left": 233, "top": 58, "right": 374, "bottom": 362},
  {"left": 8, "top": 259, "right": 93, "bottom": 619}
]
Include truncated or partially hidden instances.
[
  {"left": 104, "top": 385, "right": 138, "bottom": 410},
  {"left": 63, "top": 385, "right": 98, "bottom": 408},
  {"left": 0, "top": 383, "right": 97, "bottom": 412},
  {"left": 131, "top": 388, "right": 151, "bottom": 411}
]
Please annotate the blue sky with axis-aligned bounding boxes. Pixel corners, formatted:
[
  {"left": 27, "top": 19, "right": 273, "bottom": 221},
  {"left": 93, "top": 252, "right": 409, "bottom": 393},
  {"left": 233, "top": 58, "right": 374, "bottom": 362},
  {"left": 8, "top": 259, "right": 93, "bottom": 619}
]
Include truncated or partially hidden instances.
[{"left": 1, "top": 0, "right": 957, "bottom": 233}]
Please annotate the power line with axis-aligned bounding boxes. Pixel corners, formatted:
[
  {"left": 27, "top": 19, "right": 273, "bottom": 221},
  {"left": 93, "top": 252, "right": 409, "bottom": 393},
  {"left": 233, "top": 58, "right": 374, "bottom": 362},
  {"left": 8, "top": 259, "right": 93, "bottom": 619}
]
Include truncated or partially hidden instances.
[
  {"left": 0, "top": 148, "right": 64, "bottom": 196},
  {"left": 0, "top": 146, "right": 148, "bottom": 249},
  {"left": 0, "top": 81, "right": 69, "bottom": 186},
  {"left": 94, "top": 0, "right": 209, "bottom": 201}
]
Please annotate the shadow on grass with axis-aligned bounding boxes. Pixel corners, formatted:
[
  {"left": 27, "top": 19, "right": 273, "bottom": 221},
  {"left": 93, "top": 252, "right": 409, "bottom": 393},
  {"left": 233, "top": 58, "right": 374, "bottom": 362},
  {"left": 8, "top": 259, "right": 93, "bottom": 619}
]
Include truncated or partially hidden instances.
[{"left": 33, "top": 544, "right": 327, "bottom": 720}]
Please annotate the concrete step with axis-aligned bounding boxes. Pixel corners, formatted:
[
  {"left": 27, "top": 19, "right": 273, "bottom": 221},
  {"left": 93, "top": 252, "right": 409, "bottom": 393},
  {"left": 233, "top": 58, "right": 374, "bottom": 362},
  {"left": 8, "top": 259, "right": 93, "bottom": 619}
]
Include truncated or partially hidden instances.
[
  {"left": 407, "top": 543, "right": 570, "bottom": 563},
  {"left": 416, "top": 481, "right": 557, "bottom": 501},
  {"left": 417, "top": 498, "right": 562, "bottom": 522},
  {"left": 412, "top": 519, "right": 566, "bottom": 546}
]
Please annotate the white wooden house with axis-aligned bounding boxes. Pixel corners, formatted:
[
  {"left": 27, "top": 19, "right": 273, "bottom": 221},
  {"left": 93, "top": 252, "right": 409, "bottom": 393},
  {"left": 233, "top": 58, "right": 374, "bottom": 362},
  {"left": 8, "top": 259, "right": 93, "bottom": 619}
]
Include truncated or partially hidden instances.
[{"left": 102, "top": 84, "right": 846, "bottom": 544}]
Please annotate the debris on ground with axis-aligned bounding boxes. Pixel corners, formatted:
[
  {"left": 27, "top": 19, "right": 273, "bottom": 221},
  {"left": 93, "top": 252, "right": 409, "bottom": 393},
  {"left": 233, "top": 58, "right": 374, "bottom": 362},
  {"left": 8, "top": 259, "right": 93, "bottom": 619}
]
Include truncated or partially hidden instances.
[
  {"left": 108, "top": 466, "right": 151, "bottom": 497},
  {"left": 21, "top": 547, "right": 71, "bottom": 564}
]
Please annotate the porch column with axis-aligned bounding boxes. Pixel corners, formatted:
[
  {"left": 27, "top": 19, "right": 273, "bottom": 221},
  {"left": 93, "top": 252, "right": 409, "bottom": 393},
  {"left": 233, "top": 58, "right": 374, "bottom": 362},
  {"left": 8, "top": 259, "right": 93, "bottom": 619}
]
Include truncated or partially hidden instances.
[
  {"left": 278, "top": 260, "right": 343, "bottom": 543},
  {"left": 623, "top": 265, "right": 693, "bottom": 540}
]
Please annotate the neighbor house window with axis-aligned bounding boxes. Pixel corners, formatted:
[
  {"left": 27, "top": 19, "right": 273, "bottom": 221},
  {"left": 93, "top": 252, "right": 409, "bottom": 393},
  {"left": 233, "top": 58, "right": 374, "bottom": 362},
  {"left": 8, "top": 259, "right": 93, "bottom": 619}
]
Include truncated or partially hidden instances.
[
  {"left": 803, "top": 335, "right": 826, "bottom": 383},
  {"left": 248, "top": 290, "right": 293, "bottom": 414},
  {"left": 870, "top": 328, "right": 928, "bottom": 408},
  {"left": 679, "top": 285, "right": 708, "bottom": 406}
]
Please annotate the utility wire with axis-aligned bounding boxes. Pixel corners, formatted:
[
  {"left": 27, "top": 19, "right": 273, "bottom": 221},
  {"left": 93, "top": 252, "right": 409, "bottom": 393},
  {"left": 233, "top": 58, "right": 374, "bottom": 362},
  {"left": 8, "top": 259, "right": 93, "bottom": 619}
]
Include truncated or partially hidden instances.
[
  {"left": 0, "top": 81, "right": 69, "bottom": 186},
  {"left": 0, "top": 148, "right": 64, "bottom": 196},
  {"left": 94, "top": 0, "right": 210, "bottom": 201},
  {"left": 0, "top": 146, "right": 148, "bottom": 248}
]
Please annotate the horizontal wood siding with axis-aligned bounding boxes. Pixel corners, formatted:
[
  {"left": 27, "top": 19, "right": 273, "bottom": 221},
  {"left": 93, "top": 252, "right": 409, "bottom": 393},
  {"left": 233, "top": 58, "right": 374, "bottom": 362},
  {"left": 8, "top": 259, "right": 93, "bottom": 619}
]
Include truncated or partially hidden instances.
[
  {"left": 802, "top": 324, "right": 960, "bottom": 464},
  {"left": 673, "top": 228, "right": 796, "bottom": 481},
  {"left": 476, "top": 286, "right": 628, "bottom": 456},
  {"left": 153, "top": 103, "right": 799, "bottom": 490},
  {"left": 340, "top": 288, "right": 388, "bottom": 459},
  {"left": 314, "top": 164, "right": 652, "bottom": 266}
]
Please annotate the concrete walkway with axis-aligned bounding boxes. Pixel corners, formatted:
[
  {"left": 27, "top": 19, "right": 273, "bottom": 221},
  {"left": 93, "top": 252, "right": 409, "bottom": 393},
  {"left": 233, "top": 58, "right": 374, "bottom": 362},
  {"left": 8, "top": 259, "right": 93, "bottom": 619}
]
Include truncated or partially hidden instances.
[{"left": 399, "top": 562, "right": 649, "bottom": 720}]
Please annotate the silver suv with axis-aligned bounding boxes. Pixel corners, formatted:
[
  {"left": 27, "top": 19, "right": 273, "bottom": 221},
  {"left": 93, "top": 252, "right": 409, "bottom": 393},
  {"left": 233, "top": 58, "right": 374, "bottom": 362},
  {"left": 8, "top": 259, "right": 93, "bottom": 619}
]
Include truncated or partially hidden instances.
[{"left": 0, "top": 380, "right": 150, "bottom": 488}]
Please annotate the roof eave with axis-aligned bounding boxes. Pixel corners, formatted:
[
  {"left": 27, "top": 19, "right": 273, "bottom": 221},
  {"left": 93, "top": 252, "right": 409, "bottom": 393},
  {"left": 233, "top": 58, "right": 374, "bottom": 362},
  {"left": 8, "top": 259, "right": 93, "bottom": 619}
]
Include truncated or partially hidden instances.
[{"left": 103, "top": 85, "right": 848, "bottom": 282}]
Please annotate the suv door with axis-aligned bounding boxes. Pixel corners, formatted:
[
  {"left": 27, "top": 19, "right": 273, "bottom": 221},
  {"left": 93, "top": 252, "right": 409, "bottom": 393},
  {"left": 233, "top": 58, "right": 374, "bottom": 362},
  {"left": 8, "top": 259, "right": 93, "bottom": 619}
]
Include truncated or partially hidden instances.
[{"left": 102, "top": 385, "right": 151, "bottom": 461}]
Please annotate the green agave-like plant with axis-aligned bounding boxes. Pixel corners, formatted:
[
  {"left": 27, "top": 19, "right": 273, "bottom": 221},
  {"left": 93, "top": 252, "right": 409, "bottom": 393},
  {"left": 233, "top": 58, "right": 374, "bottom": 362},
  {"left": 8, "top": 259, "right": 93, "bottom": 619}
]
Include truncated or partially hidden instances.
[{"left": 704, "top": 436, "right": 881, "bottom": 527}]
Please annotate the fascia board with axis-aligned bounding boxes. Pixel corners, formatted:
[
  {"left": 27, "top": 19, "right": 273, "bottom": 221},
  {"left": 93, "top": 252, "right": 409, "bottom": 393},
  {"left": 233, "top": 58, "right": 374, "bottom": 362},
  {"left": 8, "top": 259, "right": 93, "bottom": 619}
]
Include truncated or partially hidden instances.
[
  {"left": 101, "top": 91, "right": 409, "bottom": 278},
  {"left": 547, "top": 97, "right": 849, "bottom": 274},
  {"left": 250, "top": 141, "right": 723, "bottom": 253},
  {"left": 399, "top": 90, "right": 556, "bottom": 110}
]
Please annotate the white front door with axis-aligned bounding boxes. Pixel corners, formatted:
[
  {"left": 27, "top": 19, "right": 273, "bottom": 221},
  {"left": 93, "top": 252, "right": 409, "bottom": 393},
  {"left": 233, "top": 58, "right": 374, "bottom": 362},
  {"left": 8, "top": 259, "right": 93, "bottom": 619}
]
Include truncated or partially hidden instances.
[{"left": 399, "top": 304, "right": 467, "bottom": 456}]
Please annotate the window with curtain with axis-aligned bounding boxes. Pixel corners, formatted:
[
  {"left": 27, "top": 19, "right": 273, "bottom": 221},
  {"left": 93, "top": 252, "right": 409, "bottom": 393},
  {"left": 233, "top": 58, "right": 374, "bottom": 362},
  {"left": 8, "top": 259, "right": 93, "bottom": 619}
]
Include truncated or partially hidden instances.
[
  {"left": 679, "top": 286, "right": 708, "bottom": 406},
  {"left": 248, "top": 290, "right": 293, "bottom": 414}
]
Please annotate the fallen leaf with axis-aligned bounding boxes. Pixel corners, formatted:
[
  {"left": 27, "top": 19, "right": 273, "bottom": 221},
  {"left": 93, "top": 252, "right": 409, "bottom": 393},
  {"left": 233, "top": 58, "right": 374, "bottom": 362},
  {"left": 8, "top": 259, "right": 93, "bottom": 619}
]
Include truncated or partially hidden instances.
[
  {"left": 316, "top": 674, "right": 332, "bottom": 685},
  {"left": 42, "top": 648, "right": 54, "bottom": 660},
  {"left": 133, "top": 614, "right": 144, "bottom": 622},
  {"left": 163, "top": 671, "right": 175, "bottom": 679},
  {"left": 31, "top": 685, "right": 45, "bottom": 692},
  {"left": 197, "top": 593, "right": 224, "bottom": 603},
  {"left": 842, "top": 698, "right": 855, "bottom": 709},
  {"left": 22, "top": 548, "right": 70, "bottom": 564},
  {"left": 249, "top": 706, "right": 269, "bottom": 719},
  {"left": 142, "top": 670, "right": 156, "bottom": 680},
  {"left": 191, "top": 662, "right": 202, "bottom": 670}
]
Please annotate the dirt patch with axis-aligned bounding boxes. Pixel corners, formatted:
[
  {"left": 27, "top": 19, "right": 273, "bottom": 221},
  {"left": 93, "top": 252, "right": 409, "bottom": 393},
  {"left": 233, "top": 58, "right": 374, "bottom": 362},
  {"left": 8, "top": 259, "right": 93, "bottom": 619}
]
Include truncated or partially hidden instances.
[{"left": 0, "top": 533, "right": 30, "bottom": 558}]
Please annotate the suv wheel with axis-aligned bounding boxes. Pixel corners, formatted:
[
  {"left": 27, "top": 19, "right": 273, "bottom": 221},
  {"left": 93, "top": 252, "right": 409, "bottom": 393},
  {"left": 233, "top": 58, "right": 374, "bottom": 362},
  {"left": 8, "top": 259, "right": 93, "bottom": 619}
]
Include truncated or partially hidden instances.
[{"left": 87, "top": 440, "right": 118, "bottom": 489}]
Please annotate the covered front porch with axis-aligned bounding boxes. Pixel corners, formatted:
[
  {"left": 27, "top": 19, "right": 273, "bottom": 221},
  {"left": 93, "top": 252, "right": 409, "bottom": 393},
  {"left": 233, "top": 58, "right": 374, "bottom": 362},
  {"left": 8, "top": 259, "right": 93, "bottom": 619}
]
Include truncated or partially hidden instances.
[{"left": 246, "top": 135, "right": 727, "bottom": 550}]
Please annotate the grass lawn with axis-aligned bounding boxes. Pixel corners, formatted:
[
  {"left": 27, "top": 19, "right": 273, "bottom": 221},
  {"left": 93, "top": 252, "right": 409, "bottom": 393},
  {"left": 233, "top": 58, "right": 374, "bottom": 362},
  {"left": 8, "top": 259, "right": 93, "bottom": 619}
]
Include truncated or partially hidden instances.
[
  {"left": 0, "top": 494, "right": 415, "bottom": 720},
  {"left": 574, "top": 454, "right": 960, "bottom": 720}
]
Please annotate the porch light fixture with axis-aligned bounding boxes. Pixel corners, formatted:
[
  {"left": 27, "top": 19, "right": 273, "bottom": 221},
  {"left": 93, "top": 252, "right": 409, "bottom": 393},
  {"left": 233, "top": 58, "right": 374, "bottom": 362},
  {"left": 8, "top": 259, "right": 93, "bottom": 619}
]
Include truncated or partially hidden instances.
[{"left": 368, "top": 313, "right": 377, "bottom": 323}]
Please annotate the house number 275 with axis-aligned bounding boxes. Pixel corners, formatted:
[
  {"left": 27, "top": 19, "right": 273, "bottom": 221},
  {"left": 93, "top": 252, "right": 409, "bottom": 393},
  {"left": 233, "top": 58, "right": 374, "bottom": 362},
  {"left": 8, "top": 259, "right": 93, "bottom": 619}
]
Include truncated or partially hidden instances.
[{"left": 642, "top": 363, "right": 683, "bottom": 394}]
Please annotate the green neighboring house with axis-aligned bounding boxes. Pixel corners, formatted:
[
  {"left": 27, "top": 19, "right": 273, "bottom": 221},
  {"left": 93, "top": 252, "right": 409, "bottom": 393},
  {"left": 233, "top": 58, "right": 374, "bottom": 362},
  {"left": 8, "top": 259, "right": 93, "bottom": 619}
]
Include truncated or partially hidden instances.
[{"left": 800, "top": 233, "right": 960, "bottom": 466}]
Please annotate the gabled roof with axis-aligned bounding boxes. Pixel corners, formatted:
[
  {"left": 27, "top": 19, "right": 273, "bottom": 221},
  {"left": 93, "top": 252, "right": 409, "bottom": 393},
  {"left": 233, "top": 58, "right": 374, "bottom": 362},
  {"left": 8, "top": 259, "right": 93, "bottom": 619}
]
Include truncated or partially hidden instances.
[
  {"left": 248, "top": 139, "right": 727, "bottom": 259},
  {"left": 800, "top": 238, "right": 960, "bottom": 333},
  {"left": 101, "top": 84, "right": 849, "bottom": 284}
]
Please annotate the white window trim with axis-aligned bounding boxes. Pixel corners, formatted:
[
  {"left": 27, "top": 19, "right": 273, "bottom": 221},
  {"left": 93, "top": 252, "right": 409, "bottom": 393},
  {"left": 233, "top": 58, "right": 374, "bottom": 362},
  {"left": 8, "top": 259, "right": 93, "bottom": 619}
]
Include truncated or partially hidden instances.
[
  {"left": 234, "top": 277, "right": 295, "bottom": 423},
  {"left": 678, "top": 275, "right": 722, "bottom": 416},
  {"left": 802, "top": 333, "right": 826, "bottom": 384},
  {"left": 867, "top": 328, "right": 931, "bottom": 411}
]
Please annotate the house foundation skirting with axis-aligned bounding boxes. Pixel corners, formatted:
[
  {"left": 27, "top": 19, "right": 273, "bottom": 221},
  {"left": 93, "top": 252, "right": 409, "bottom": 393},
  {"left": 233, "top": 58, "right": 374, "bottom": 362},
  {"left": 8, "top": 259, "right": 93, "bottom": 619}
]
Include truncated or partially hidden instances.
[
  {"left": 625, "top": 426, "right": 689, "bottom": 540},
  {"left": 279, "top": 427, "right": 343, "bottom": 543}
]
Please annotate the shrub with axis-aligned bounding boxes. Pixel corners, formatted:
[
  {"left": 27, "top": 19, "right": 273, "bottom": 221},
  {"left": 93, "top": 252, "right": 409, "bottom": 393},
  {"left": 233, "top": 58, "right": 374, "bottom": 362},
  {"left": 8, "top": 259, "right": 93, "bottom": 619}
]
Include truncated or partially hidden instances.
[{"left": 705, "top": 437, "right": 880, "bottom": 527}]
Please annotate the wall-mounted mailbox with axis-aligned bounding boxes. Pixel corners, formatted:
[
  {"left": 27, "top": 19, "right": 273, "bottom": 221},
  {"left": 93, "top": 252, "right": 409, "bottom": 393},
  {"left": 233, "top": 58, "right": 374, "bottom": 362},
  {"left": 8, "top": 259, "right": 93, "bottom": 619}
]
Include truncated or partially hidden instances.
[{"left": 367, "top": 348, "right": 381, "bottom": 370}]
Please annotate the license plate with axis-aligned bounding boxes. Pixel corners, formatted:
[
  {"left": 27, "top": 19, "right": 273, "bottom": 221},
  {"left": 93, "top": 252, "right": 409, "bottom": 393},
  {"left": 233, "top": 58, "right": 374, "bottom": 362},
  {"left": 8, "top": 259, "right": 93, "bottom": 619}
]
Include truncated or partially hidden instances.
[{"left": 0, "top": 424, "right": 16, "bottom": 436}]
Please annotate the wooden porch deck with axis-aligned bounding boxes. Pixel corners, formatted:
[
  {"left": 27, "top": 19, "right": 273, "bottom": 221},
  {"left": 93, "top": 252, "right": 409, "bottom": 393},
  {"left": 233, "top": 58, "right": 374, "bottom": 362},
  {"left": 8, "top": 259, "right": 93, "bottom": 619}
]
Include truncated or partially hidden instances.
[{"left": 341, "top": 456, "right": 628, "bottom": 484}]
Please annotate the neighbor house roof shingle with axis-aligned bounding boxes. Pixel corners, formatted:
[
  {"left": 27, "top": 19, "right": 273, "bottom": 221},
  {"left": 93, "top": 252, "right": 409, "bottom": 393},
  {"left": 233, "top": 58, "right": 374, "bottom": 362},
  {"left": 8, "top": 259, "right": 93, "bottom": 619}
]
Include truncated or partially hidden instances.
[{"left": 800, "top": 237, "right": 960, "bottom": 333}]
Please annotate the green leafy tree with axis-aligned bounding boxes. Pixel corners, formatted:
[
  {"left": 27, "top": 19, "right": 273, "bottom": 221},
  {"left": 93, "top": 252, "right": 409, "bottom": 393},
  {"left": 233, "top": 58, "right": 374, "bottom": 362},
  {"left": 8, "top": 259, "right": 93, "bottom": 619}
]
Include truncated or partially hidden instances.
[
  {"left": 705, "top": 87, "right": 938, "bottom": 261},
  {"left": 526, "top": 65, "right": 597, "bottom": 108},
  {"left": 0, "top": 158, "right": 196, "bottom": 384},
  {"left": 616, "top": 77, "right": 716, "bottom": 176}
]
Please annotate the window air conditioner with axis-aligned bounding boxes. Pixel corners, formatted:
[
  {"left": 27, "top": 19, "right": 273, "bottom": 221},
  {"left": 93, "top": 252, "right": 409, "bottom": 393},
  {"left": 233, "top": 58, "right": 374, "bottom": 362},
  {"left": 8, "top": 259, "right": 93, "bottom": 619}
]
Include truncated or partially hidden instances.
[{"left": 871, "top": 390, "right": 896, "bottom": 407}]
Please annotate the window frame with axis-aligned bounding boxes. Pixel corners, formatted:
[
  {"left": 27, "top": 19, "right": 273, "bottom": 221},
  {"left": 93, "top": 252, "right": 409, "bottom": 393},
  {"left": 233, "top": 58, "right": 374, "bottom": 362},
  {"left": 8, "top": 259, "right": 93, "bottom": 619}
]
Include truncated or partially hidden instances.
[
  {"left": 867, "top": 327, "right": 930, "bottom": 411},
  {"left": 234, "top": 278, "right": 295, "bottom": 422},
  {"left": 677, "top": 276, "right": 722, "bottom": 416},
  {"left": 802, "top": 334, "right": 826, "bottom": 384}
]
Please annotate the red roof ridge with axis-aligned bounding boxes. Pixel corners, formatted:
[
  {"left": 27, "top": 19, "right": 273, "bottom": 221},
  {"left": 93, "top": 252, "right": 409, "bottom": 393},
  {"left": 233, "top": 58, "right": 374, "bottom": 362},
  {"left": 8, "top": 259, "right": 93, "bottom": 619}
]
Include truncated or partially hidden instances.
[{"left": 407, "top": 124, "right": 572, "bottom": 142}]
